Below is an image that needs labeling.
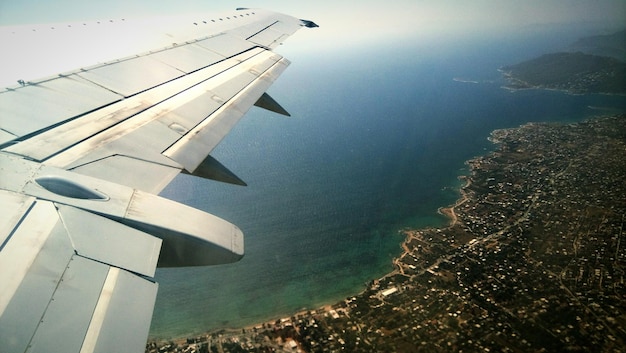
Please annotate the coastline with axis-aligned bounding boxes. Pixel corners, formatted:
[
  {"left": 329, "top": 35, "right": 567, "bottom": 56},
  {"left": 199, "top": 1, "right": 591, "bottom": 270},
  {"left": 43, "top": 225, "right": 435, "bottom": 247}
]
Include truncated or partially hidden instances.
[
  {"left": 145, "top": 30, "right": 626, "bottom": 346},
  {"left": 437, "top": 174, "right": 471, "bottom": 228},
  {"left": 499, "top": 68, "right": 626, "bottom": 96},
  {"left": 149, "top": 115, "right": 626, "bottom": 352},
  {"left": 150, "top": 156, "right": 476, "bottom": 345}
]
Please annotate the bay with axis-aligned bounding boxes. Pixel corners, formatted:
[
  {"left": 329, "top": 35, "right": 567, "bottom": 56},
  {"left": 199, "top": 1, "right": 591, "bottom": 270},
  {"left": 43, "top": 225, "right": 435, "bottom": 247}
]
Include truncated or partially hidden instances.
[{"left": 149, "top": 27, "right": 626, "bottom": 338}]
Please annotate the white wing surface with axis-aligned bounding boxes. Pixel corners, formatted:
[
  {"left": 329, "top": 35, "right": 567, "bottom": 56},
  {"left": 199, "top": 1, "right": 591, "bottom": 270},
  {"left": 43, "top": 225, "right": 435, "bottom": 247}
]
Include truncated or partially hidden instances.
[{"left": 0, "top": 8, "right": 317, "bottom": 353}]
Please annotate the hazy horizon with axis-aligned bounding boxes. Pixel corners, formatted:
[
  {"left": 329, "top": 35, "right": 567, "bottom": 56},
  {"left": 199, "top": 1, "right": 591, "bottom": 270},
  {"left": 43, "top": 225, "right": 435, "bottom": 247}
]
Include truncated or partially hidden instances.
[
  {"left": 1, "top": 1, "right": 624, "bottom": 87},
  {"left": 1, "top": 1, "right": 624, "bottom": 41}
]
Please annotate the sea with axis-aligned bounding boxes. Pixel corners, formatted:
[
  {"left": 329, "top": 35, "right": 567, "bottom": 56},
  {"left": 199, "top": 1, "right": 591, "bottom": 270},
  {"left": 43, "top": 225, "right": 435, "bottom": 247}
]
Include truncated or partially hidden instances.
[{"left": 149, "top": 24, "right": 626, "bottom": 338}]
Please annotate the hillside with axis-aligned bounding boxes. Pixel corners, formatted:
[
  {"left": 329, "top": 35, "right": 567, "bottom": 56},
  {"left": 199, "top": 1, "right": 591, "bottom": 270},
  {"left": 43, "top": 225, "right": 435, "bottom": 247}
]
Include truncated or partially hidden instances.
[
  {"left": 568, "top": 29, "right": 626, "bottom": 61},
  {"left": 501, "top": 51, "right": 626, "bottom": 94}
]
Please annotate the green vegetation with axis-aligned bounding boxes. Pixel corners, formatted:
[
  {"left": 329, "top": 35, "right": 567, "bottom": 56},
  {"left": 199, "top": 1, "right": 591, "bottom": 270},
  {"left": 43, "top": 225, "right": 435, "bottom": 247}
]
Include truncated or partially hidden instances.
[
  {"left": 502, "top": 51, "right": 626, "bottom": 94},
  {"left": 502, "top": 29, "right": 626, "bottom": 95}
]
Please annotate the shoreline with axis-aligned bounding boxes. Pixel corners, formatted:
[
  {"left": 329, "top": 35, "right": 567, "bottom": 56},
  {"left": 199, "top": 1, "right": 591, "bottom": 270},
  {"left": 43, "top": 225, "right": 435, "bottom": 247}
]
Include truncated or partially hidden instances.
[
  {"left": 149, "top": 164, "right": 477, "bottom": 345},
  {"left": 437, "top": 174, "right": 471, "bottom": 228},
  {"left": 499, "top": 69, "right": 626, "bottom": 96},
  {"left": 152, "top": 115, "right": 626, "bottom": 345},
  {"left": 149, "top": 115, "right": 626, "bottom": 351}
]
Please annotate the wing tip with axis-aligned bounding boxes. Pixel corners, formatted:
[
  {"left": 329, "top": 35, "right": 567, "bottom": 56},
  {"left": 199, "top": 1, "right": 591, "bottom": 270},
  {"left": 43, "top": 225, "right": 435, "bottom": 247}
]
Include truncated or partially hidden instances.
[{"left": 300, "top": 19, "right": 319, "bottom": 28}]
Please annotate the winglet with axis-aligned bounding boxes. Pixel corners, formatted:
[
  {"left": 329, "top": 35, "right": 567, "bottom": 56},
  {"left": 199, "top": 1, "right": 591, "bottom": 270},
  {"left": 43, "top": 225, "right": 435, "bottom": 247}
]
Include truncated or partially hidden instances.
[
  {"left": 300, "top": 19, "right": 319, "bottom": 28},
  {"left": 254, "top": 92, "right": 291, "bottom": 116},
  {"left": 184, "top": 154, "right": 247, "bottom": 186}
]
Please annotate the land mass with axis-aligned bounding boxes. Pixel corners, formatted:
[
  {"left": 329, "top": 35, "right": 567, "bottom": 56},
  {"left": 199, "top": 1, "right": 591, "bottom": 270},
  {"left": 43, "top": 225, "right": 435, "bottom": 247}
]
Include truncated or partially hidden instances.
[
  {"left": 501, "top": 30, "right": 626, "bottom": 95},
  {"left": 568, "top": 29, "right": 626, "bottom": 62},
  {"left": 148, "top": 114, "right": 626, "bottom": 352},
  {"left": 501, "top": 52, "right": 626, "bottom": 94}
]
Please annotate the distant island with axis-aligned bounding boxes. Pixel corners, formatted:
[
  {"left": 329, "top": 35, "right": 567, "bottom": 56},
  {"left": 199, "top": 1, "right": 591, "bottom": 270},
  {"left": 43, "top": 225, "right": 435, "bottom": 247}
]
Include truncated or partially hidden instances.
[
  {"left": 568, "top": 29, "right": 626, "bottom": 62},
  {"left": 148, "top": 114, "right": 626, "bottom": 352},
  {"left": 501, "top": 30, "right": 626, "bottom": 95}
]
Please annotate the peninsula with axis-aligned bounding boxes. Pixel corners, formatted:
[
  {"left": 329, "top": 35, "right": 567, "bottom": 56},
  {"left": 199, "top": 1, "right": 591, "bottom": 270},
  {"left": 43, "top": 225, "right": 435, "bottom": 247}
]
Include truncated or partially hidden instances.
[
  {"left": 501, "top": 30, "right": 626, "bottom": 95},
  {"left": 148, "top": 114, "right": 626, "bottom": 352},
  {"left": 501, "top": 52, "right": 626, "bottom": 94}
]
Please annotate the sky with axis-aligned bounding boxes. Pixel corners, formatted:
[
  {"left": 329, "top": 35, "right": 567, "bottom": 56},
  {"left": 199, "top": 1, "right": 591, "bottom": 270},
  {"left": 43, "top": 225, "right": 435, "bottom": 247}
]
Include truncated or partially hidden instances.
[
  {"left": 0, "top": 1, "right": 624, "bottom": 90},
  {"left": 1, "top": 0, "right": 624, "bottom": 39}
]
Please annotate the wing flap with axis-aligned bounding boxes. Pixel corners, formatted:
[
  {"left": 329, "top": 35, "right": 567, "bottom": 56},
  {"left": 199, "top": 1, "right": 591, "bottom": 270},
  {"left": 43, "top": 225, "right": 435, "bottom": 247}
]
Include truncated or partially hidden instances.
[
  {"left": 2, "top": 11, "right": 305, "bottom": 194},
  {"left": 6, "top": 48, "right": 288, "bottom": 193},
  {"left": 3, "top": 97, "right": 154, "bottom": 162},
  {"left": 0, "top": 33, "right": 256, "bottom": 146},
  {"left": 58, "top": 204, "right": 162, "bottom": 277},
  {"left": 85, "top": 268, "right": 158, "bottom": 353},
  {"left": 5, "top": 48, "right": 264, "bottom": 163},
  {"left": 0, "top": 200, "right": 65, "bottom": 318},
  {"left": 0, "top": 196, "right": 161, "bottom": 353},
  {"left": 25, "top": 256, "right": 110, "bottom": 353},
  {"left": 163, "top": 53, "right": 290, "bottom": 172},
  {"left": 22, "top": 257, "right": 158, "bottom": 353},
  {"left": 0, "top": 200, "right": 74, "bottom": 353}
]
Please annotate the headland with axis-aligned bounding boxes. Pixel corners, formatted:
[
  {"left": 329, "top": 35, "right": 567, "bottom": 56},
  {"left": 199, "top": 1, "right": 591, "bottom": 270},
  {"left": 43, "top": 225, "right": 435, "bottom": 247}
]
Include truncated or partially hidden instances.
[{"left": 500, "top": 29, "right": 626, "bottom": 95}]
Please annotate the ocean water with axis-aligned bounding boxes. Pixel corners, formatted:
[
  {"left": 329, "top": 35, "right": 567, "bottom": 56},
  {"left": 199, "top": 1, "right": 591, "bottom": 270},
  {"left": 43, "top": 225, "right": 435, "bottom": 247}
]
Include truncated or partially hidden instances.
[{"left": 149, "top": 27, "right": 626, "bottom": 338}]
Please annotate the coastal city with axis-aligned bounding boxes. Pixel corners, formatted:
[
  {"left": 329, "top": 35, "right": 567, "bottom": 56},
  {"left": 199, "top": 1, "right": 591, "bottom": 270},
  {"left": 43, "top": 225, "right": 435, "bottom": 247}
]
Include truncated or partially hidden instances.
[{"left": 147, "top": 113, "right": 625, "bottom": 352}]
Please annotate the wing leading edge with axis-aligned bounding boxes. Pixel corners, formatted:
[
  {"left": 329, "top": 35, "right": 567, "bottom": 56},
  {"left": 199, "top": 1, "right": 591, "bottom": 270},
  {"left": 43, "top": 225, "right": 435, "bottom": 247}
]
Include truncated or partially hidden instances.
[{"left": 0, "top": 8, "right": 317, "bottom": 353}]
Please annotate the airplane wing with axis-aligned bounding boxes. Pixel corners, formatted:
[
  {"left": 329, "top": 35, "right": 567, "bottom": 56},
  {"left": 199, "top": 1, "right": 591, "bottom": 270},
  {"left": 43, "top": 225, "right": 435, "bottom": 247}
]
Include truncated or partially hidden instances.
[{"left": 0, "top": 8, "right": 317, "bottom": 353}]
